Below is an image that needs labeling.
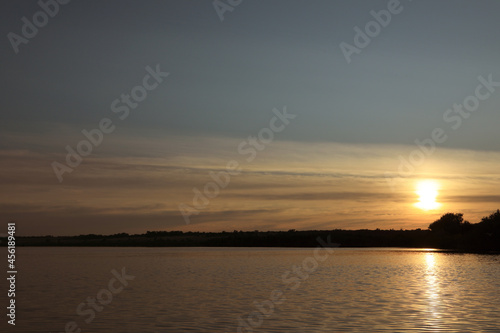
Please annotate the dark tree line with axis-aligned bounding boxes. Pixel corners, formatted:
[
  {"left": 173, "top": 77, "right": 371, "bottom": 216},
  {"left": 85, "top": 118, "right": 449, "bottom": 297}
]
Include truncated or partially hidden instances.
[
  {"left": 4, "top": 210, "right": 500, "bottom": 252},
  {"left": 428, "top": 210, "right": 500, "bottom": 251}
]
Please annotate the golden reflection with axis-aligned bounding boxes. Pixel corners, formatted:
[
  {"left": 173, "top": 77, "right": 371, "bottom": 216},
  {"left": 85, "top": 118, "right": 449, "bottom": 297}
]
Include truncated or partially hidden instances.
[
  {"left": 425, "top": 251, "right": 436, "bottom": 267},
  {"left": 425, "top": 253, "right": 438, "bottom": 299},
  {"left": 423, "top": 252, "right": 442, "bottom": 329}
]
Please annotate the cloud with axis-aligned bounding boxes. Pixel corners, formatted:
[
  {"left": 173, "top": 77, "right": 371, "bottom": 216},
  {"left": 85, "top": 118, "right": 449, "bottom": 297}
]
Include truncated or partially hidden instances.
[
  {"left": 443, "top": 195, "right": 500, "bottom": 203},
  {"left": 2, "top": 131, "right": 500, "bottom": 235},
  {"left": 233, "top": 191, "right": 408, "bottom": 202}
]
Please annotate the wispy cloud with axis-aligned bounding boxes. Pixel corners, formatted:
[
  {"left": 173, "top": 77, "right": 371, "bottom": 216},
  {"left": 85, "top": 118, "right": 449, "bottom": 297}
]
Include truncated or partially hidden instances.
[{"left": 2, "top": 131, "right": 500, "bottom": 235}]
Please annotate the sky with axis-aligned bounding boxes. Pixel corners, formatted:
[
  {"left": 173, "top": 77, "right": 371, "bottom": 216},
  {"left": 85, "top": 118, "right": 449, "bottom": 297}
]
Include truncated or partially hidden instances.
[{"left": 1, "top": 0, "right": 500, "bottom": 236}]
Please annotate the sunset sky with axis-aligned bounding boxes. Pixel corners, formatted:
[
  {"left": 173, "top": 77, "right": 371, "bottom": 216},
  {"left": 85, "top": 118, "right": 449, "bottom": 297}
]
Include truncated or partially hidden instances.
[{"left": 1, "top": 0, "right": 500, "bottom": 236}]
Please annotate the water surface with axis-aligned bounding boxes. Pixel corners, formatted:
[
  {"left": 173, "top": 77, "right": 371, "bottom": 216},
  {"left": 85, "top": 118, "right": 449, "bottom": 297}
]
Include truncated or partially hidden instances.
[{"left": 10, "top": 247, "right": 500, "bottom": 332}]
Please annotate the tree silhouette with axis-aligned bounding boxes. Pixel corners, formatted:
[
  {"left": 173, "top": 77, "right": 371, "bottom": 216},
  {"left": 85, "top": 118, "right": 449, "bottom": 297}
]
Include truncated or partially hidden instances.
[
  {"left": 428, "top": 213, "right": 471, "bottom": 234},
  {"left": 478, "top": 209, "right": 500, "bottom": 235}
]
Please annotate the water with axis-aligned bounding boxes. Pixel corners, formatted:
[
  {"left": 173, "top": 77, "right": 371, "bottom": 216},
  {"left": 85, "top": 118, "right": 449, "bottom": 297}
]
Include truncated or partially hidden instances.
[{"left": 6, "top": 247, "right": 500, "bottom": 332}]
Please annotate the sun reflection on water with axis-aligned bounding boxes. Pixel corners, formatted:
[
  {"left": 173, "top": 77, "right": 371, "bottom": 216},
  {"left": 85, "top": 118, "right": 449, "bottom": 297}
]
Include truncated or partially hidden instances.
[{"left": 424, "top": 252, "right": 442, "bottom": 329}]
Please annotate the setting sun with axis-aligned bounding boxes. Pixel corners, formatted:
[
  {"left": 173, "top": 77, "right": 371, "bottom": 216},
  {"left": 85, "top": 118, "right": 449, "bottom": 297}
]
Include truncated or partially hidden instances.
[{"left": 415, "top": 180, "right": 441, "bottom": 210}]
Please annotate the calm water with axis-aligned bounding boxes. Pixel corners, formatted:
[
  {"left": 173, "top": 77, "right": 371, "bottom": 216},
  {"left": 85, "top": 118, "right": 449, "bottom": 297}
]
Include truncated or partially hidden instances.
[{"left": 7, "top": 247, "right": 500, "bottom": 332}]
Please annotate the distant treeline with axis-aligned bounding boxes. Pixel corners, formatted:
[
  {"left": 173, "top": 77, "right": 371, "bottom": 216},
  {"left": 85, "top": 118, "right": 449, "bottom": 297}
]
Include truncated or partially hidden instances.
[{"left": 4, "top": 210, "right": 500, "bottom": 252}]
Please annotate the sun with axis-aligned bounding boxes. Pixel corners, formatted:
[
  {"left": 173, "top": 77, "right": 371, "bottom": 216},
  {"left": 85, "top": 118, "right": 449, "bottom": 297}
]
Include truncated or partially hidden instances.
[{"left": 415, "top": 180, "right": 441, "bottom": 210}]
